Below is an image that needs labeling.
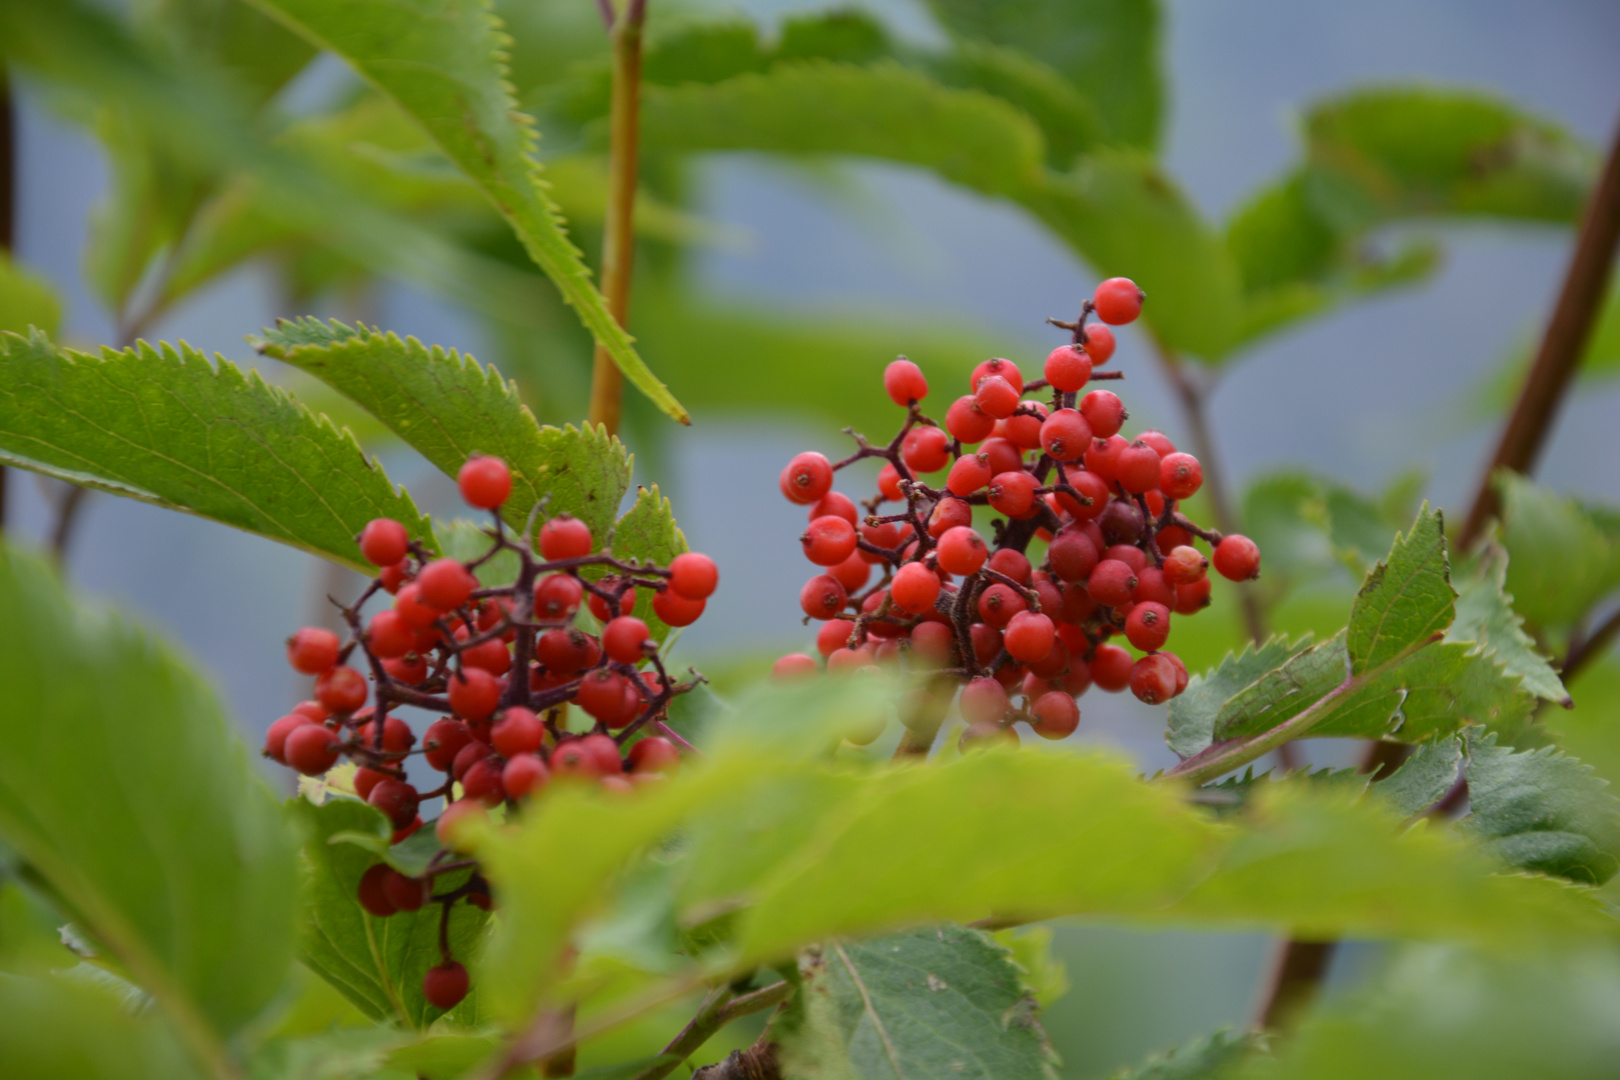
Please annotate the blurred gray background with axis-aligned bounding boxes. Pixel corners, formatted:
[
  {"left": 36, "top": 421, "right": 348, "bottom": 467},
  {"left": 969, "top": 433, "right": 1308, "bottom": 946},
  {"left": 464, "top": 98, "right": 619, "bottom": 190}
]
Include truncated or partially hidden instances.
[{"left": 7, "top": 0, "right": 1619, "bottom": 1074}]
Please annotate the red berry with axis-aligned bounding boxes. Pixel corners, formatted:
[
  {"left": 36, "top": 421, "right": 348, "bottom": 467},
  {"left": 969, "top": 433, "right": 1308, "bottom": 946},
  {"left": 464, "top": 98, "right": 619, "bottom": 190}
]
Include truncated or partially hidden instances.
[
  {"left": 980, "top": 437, "right": 1024, "bottom": 478},
  {"left": 1163, "top": 651, "right": 1190, "bottom": 695},
  {"left": 973, "top": 376, "right": 1020, "bottom": 420},
  {"left": 970, "top": 358, "right": 1023, "bottom": 394},
  {"left": 987, "top": 471, "right": 1038, "bottom": 519},
  {"left": 452, "top": 742, "right": 492, "bottom": 782},
  {"left": 447, "top": 667, "right": 502, "bottom": 722},
  {"left": 533, "top": 573, "right": 583, "bottom": 621},
  {"left": 436, "top": 799, "right": 487, "bottom": 849},
  {"left": 393, "top": 584, "right": 440, "bottom": 630},
  {"left": 1163, "top": 545, "right": 1207, "bottom": 585},
  {"left": 579, "top": 733, "right": 625, "bottom": 774},
  {"left": 1003, "top": 611, "right": 1055, "bottom": 663},
  {"left": 890, "top": 562, "right": 942, "bottom": 615},
  {"left": 809, "top": 492, "right": 859, "bottom": 526},
  {"left": 1130, "top": 653, "right": 1179, "bottom": 704},
  {"left": 960, "top": 677, "right": 1010, "bottom": 725},
  {"left": 928, "top": 496, "right": 973, "bottom": 537},
  {"left": 423, "top": 961, "right": 469, "bottom": 1011},
  {"left": 652, "top": 590, "right": 705, "bottom": 627},
  {"left": 359, "top": 519, "right": 410, "bottom": 568},
  {"left": 1044, "top": 345, "right": 1092, "bottom": 393},
  {"left": 1080, "top": 391, "right": 1126, "bottom": 439},
  {"left": 988, "top": 548, "right": 1031, "bottom": 584},
  {"left": 356, "top": 715, "right": 415, "bottom": 755},
  {"left": 1027, "top": 630, "right": 1070, "bottom": 678},
  {"left": 503, "top": 754, "right": 549, "bottom": 800},
  {"left": 602, "top": 617, "right": 650, "bottom": 664},
  {"left": 1213, "top": 535, "right": 1262, "bottom": 581},
  {"left": 909, "top": 621, "right": 957, "bottom": 667},
  {"left": 824, "top": 551, "right": 868, "bottom": 594},
  {"left": 539, "top": 516, "right": 593, "bottom": 559},
  {"left": 1081, "top": 323, "right": 1116, "bottom": 365},
  {"left": 1137, "top": 430, "right": 1176, "bottom": 458},
  {"left": 773, "top": 652, "right": 820, "bottom": 680},
  {"left": 780, "top": 452, "right": 834, "bottom": 505},
  {"left": 536, "top": 627, "right": 597, "bottom": 674},
  {"left": 576, "top": 669, "right": 630, "bottom": 724},
  {"left": 1040, "top": 409, "right": 1092, "bottom": 462},
  {"left": 945, "top": 395, "right": 996, "bottom": 444},
  {"left": 1174, "top": 576, "right": 1212, "bottom": 615},
  {"left": 1117, "top": 441, "right": 1162, "bottom": 495},
  {"left": 1048, "top": 528, "right": 1100, "bottom": 583},
  {"left": 859, "top": 521, "right": 903, "bottom": 563},
  {"left": 668, "top": 553, "right": 719, "bottom": 600},
  {"left": 1133, "top": 566, "right": 1176, "bottom": 607},
  {"left": 970, "top": 623, "right": 1003, "bottom": 667},
  {"left": 287, "top": 627, "right": 341, "bottom": 675},
  {"left": 383, "top": 654, "right": 428, "bottom": 684},
  {"left": 549, "top": 740, "right": 600, "bottom": 781},
  {"left": 378, "top": 562, "right": 412, "bottom": 594},
  {"left": 816, "top": 619, "right": 856, "bottom": 657},
  {"left": 418, "top": 559, "right": 478, "bottom": 612},
  {"left": 1087, "top": 559, "right": 1138, "bottom": 608},
  {"left": 1099, "top": 498, "right": 1145, "bottom": 545},
  {"left": 457, "top": 455, "right": 512, "bottom": 509},
  {"left": 935, "top": 526, "right": 987, "bottom": 575},
  {"left": 1091, "top": 644, "right": 1133, "bottom": 692},
  {"left": 827, "top": 646, "right": 876, "bottom": 675},
  {"left": 977, "top": 583, "right": 1027, "bottom": 628},
  {"left": 800, "top": 574, "right": 849, "bottom": 620},
  {"left": 462, "top": 757, "right": 506, "bottom": 806},
  {"left": 587, "top": 585, "right": 635, "bottom": 623},
  {"left": 884, "top": 358, "right": 929, "bottom": 406},
  {"left": 1093, "top": 277, "right": 1144, "bottom": 325},
  {"left": 802, "top": 515, "right": 858, "bottom": 567},
  {"left": 263, "top": 713, "right": 315, "bottom": 764},
  {"left": 874, "top": 462, "right": 904, "bottom": 502},
  {"left": 947, "top": 453, "right": 993, "bottom": 497},
  {"left": 1105, "top": 543, "right": 1149, "bottom": 573},
  {"left": 1061, "top": 471, "right": 1110, "bottom": 522},
  {"left": 366, "top": 610, "right": 414, "bottom": 659},
  {"left": 491, "top": 706, "right": 544, "bottom": 758},
  {"left": 1004, "top": 403, "right": 1048, "bottom": 451},
  {"left": 902, "top": 426, "right": 950, "bottom": 474},
  {"left": 368, "top": 780, "right": 420, "bottom": 830},
  {"left": 628, "top": 735, "right": 680, "bottom": 774},
  {"left": 1125, "top": 602, "right": 1172, "bottom": 652},
  {"left": 284, "top": 723, "right": 342, "bottom": 775},
  {"left": 357, "top": 863, "right": 397, "bottom": 917},
  {"left": 423, "top": 719, "right": 473, "bottom": 771},
  {"left": 1030, "top": 691, "right": 1080, "bottom": 739},
  {"left": 315, "top": 665, "right": 367, "bottom": 714}
]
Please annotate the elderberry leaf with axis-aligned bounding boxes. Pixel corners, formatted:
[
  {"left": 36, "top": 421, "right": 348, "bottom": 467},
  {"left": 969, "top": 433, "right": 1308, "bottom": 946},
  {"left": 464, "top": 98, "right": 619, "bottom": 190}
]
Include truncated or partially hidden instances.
[
  {"left": 289, "top": 798, "right": 490, "bottom": 1029},
  {"left": 1211, "top": 631, "right": 1348, "bottom": 743},
  {"left": 777, "top": 925, "right": 1059, "bottom": 1080},
  {"left": 435, "top": 520, "right": 520, "bottom": 589},
  {"left": 255, "top": 318, "right": 632, "bottom": 543},
  {"left": 0, "top": 970, "right": 204, "bottom": 1079},
  {"left": 0, "top": 547, "right": 298, "bottom": 1040},
  {"left": 991, "top": 926, "right": 1070, "bottom": 1010},
  {"left": 1374, "top": 735, "right": 1465, "bottom": 819},
  {"left": 1310, "top": 640, "right": 1535, "bottom": 743},
  {"left": 1448, "top": 544, "right": 1570, "bottom": 704},
  {"left": 0, "top": 252, "right": 62, "bottom": 337},
  {"left": 1347, "top": 503, "right": 1454, "bottom": 674},
  {"left": 243, "top": 0, "right": 686, "bottom": 424},
  {"left": 1497, "top": 473, "right": 1620, "bottom": 630},
  {"left": 1108, "top": 1028, "right": 1261, "bottom": 1080},
  {"left": 0, "top": 330, "right": 433, "bottom": 571},
  {"left": 924, "top": 41, "right": 1101, "bottom": 169},
  {"left": 1167, "top": 635, "right": 1315, "bottom": 758},
  {"left": 1460, "top": 729, "right": 1620, "bottom": 885},
  {"left": 607, "top": 484, "right": 689, "bottom": 643}
]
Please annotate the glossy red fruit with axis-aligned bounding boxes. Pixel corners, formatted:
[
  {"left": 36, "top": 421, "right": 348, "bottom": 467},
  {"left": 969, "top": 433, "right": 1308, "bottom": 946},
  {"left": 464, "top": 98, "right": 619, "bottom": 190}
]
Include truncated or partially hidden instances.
[
  {"left": 859, "top": 521, "right": 902, "bottom": 563},
  {"left": 356, "top": 715, "right": 415, "bottom": 755},
  {"left": 550, "top": 739, "right": 600, "bottom": 781},
  {"left": 628, "top": 735, "right": 680, "bottom": 774},
  {"left": 909, "top": 621, "right": 956, "bottom": 667},
  {"left": 601, "top": 617, "right": 650, "bottom": 664},
  {"left": 286, "top": 627, "right": 341, "bottom": 675},
  {"left": 945, "top": 395, "right": 996, "bottom": 445},
  {"left": 1099, "top": 499, "right": 1145, "bottom": 545},
  {"left": 816, "top": 619, "right": 856, "bottom": 657},
  {"left": 1081, "top": 323, "right": 1116, "bottom": 365},
  {"left": 1030, "top": 691, "right": 1080, "bottom": 740},
  {"left": 536, "top": 627, "right": 596, "bottom": 674},
  {"left": 890, "top": 562, "right": 942, "bottom": 615},
  {"left": 359, "top": 519, "right": 410, "bottom": 568},
  {"left": 423, "top": 961, "right": 469, "bottom": 1011},
  {"left": 417, "top": 559, "right": 477, "bottom": 612},
  {"left": 1137, "top": 430, "right": 1176, "bottom": 458},
  {"left": 1213, "top": 535, "right": 1262, "bottom": 581},
  {"left": 460, "top": 635, "right": 511, "bottom": 676},
  {"left": 960, "top": 677, "right": 1010, "bottom": 725},
  {"left": 491, "top": 707, "right": 544, "bottom": 758},
  {"left": 935, "top": 525, "right": 988, "bottom": 575},
  {"left": 1163, "top": 545, "right": 1208, "bottom": 586},
  {"left": 1040, "top": 409, "right": 1092, "bottom": 462},
  {"left": 1104, "top": 543, "right": 1148, "bottom": 573},
  {"left": 1044, "top": 345, "right": 1092, "bottom": 393},
  {"left": 368, "top": 780, "right": 420, "bottom": 830},
  {"left": 1079, "top": 390, "right": 1126, "bottom": 439},
  {"left": 1093, "top": 277, "right": 1144, "bottom": 325},
  {"left": 988, "top": 471, "right": 1038, "bottom": 518},
  {"left": 902, "top": 426, "right": 950, "bottom": 473},
  {"left": 780, "top": 451, "right": 834, "bottom": 505},
  {"left": 810, "top": 492, "right": 859, "bottom": 526},
  {"left": 653, "top": 590, "right": 706, "bottom": 627},
  {"left": 1004, "top": 402, "right": 1048, "bottom": 451},
  {"left": 977, "top": 583, "right": 1027, "bottom": 628},
  {"left": 1133, "top": 566, "right": 1176, "bottom": 607},
  {"left": 1174, "top": 576, "right": 1212, "bottom": 615},
  {"left": 393, "top": 583, "right": 440, "bottom": 630},
  {"left": 973, "top": 375, "right": 1020, "bottom": 420},
  {"left": 457, "top": 455, "right": 512, "bottom": 509},
  {"left": 773, "top": 652, "right": 820, "bottom": 680},
  {"left": 576, "top": 669, "right": 630, "bottom": 725},
  {"left": 1125, "top": 601, "right": 1172, "bottom": 652},
  {"left": 945, "top": 454, "right": 991, "bottom": 498},
  {"left": 447, "top": 667, "right": 502, "bottom": 722},
  {"left": 828, "top": 551, "right": 872, "bottom": 593},
  {"left": 1003, "top": 611, "right": 1055, "bottom": 663},
  {"left": 877, "top": 462, "right": 904, "bottom": 502},
  {"left": 800, "top": 575, "right": 848, "bottom": 620},
  {"left": 988, "top": 548, "right": 1031, "bottom": 584},
  {"left": 378, "top": 562, "right": 412, "bottom": 594},
  {"left": 928, "top": 496, "right": 973, "bottom": 537},
  {"left": 980, "top": 437, "right": 1024, "bottom": 478},
  {"left": 539, "top": 515, "right": 593, "bottom": 559},
  {"left": 1027, "top": 633, "right": 1070, "bottom": 679},
  {"left": 1091, "top": 644, "right": 1134, "bottom": 692},
  {"left": 362, "top": 610, "right": 411, "bottom": 659},
  {"left": 884, "top": 358, "right": 929, "bottom": 406},
  {"left": 461, "top": 757, "right": 506, "bottom": 806},
  {"left": 315, "top": 665, "right": 367, "bottom": 713},
  {"left": 357, "top": 863, "right": 398, "bottom": 917},
  {"left": 969, "top": 357, "right": 1023, "bottom": 394},
  {"left": 1048, "top": 528, "right": 1100, "bottom": 583},
  {"left": 1087, "top": 559, "right": 1138, "bottom": 608},
  {"left": 668, "top": 552, "right": 719, "bottom": 600},
  {"left": 263, "top": 714, "right": 314, "bottom": 764},
  {"left": 529, "top": 573, "right": 581, "bottom": 622},
  {"left": 503, "top": 754, "right": 549, "bottom": 800},
  {"left": 1117, "top": 441, "right": 1163, "bottom": 495},
  {"left": 802, "top": 515, "right": 858, "bottom": 567},
  {"left": 423, "top": 719, "right": 473, "bottom": 772},
  {"left": 284, "top": 723, "right": 342, "bottom": 776},
  {"left": 1130, "top": 653, "right": 1179, "bottom": 704},
  {"left": 1158, "top": 452, "right": 1203, "bottom": 500}
]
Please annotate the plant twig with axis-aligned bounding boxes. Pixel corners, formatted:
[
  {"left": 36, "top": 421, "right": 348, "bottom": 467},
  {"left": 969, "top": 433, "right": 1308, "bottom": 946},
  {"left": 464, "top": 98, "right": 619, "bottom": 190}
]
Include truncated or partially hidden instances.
[
  {"left": 1563, "top": 604, "right": 1620, "bottom": 684},
  {"left": 635, "top": 981, "right": 793, "bottom": 1080},
  {"left": 1459, "top": 106, "right": 1620, "bottom": 549},
  {"left": 1254, "top": 939, "right": 1335, "bottom": 1032},
  {"left": 585, "top": 0, "right": 648, "bottom": 436}
]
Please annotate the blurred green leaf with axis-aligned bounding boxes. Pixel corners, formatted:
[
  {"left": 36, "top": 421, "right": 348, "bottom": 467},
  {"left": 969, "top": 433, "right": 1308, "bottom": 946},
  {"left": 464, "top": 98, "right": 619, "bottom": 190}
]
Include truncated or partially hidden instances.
[
  {"left": 0, "top": 546, "right": 298, "bottom": 1056},
  {"left": 0, "top": 329, "right": 433, "bottom": 571},
  {"left": 0, "top": 970, "right": 204, "bottom": 1079},
  {"left": 290, "top": 798, "right": 489, "bottom": 1029},
  {"left": 1167, "top": 635, "right": 1315, "bottom": 759},
  {"left": 1347, "top": 504, "right": 1453, "bottom": 673},
  {"left": 1450, "top": 545, "right": 1569, "bottom": 704},
  {"left": 993, "top": 925, "right": 1070, "bottom": 1010},
  {"left": 777, "top": 925, "right": 1059, "bottom": 1080},
  {"left": 1497, "top": 473, "right": 1620, "bottom": 631},
  {"left": 925, "top": 41, "right": 1100, "bottom": 168},
  {"left": 436, "top": 519, "right": 521, "bottom": 588},
  {"left": 133, "top": 0, "right": 315, "bottom": 105},
  {"left": 255, "top": 318, "right": 631, "bottom": 543},
  {"left": 921, "top": 0, "right": 1161, "bottom": 149},
  {"left": 1375, "top": 735, "right": 1464, "bottom": 819},
  {"left": 0, "top": 253, "right": 62, "bottom": 337},
  {"left": 245, "top": 0, "right": 686, "bottom": 423},
  {"left": 1473, "top": 283, "right": 1620, "bottom": 416},
  {"left": 1111, "top": 1028, "right": 1259, "bottom": 1080},
  {"left": 1461, "top": 729, "right": 1620, "bottom": 885}
]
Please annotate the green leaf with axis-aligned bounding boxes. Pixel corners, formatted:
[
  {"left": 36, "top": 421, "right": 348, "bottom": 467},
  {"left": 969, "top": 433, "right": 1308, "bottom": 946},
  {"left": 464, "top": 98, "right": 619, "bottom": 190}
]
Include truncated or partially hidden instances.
[
  {"left": 1212, "top": 632, "right": 1347, "bottom": 742},
  {"left": 1109, "top": 1029, "right": 1260, "bottom": 1080},
  {"left": 254, "top": 318, "right": 631, "bottom": 543},
  {"left": 0, "top": 970, "right": 204, "bottom": 1079},
  {"left": 242, "top": 0, "right": 687, "bottom": 423},
  {"left": 0, "top": 253, "right": 63, "bottom": 337},
  {"left": 1497, "top": 473, "right": 1620, "bottom": 629},
  {"left": 925, "top": 41, "right": 1099, "bottom": 168},
  {"left": 0, "top": 330, "right": 432, "bottom": 571},
  {"left": 992, "top": 926, "right": 1069, "bottom": 1010},
  {"left": 290, "top": 797, "right": 490, "bottom": 1028},
  {"left": 1347, "top": 503, "right": 1454, "bottom": 673},
  {"left": 1310, "top": 640, "right": 1535, "bottom": 743},
  {"left": 608, "top": 485, "right": 688, "bottom": 642},
  {"left": 135, "top": 0, "right": 316, "bottom": 106},
  {"left": 0, "top": 547, "right": 298, "bottom": 1054},
  {"left": 1449, "top": 545, "right": 1570, "bottom": 704},
  {"left": 1374, "top": 735, "right": 1464, "bottom": 819},
  {"left": 1460, "top": 729, "right": 1620, "bottom": 885},
  {"left": 1167, "top": 636, "right": 1315, "bottom": 759},
  {"left": 435, "top": 519, "right": 520, "bottom": 588},
  {"left": 777, "top": 925, "right": 1059, "bottom": 1080},
  {"left": 922, "top": 0, "right": 1162, "bottom": 149}
]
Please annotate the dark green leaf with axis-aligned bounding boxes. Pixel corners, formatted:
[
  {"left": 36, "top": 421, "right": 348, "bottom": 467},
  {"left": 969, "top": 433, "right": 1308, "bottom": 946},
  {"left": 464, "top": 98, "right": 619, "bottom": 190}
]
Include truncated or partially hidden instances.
[
  {"left": 1109, "top": 1028, "right": 1260, "bottom": 1080},
  {"left": 0, "top": 330, "right": 432, "bottom": 571},
  {"left": 1497, "top": 473, "right": 1620, "bottom": 629},
  {"left": 1449, "top": 545, "right": 1569, "bottom": 704},
  {"left": 1346, "top": 504, "right": 1453, "bottom": 674},
  {"left": 0, "top": 547, "right": 298, "bottom": 1046},
  {"left": 290, "top": 798, "right": 490, "bottom": 1029},
  {"left": 1213, "top": 632, "right": 1347, "bottom": 742},
  {"left": 1374, "top": 736, "right": 1464, "bottom": 819},
  {"left": 608, "top": 485, "right": 688, "bottom": 642},
  {"left": 1461, "top": 729, "right": 1620, "bottom": 885},
  {"left": 255, "top": 318, "right": 631, "bottom": 543},
  {"left": 1167, "top": 636, "right": 1315, "bottom": 758},
  {"left": 1310, "top": 641, "right": 1535, "bottom": 743},
  {"left": 778, "top": 925, "right": 1059, "bottom": 1080}
]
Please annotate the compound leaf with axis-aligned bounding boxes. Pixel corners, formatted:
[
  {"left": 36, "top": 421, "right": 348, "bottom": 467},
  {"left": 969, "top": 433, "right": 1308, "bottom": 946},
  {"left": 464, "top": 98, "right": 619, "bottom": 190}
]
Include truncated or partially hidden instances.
[
  {"left": 607, "top": 485, "right": 688, "bottom": 642},
  {"left": 1213, "top": 632, "right": 1347, "bottom": 742},
  {"left": 1497, "top": 473, "right": 1620, "bottom": 630},
  {"left": 1449, "top": 545, "right": 1569, "bottom": 704},
  {"left": 1310, "top": 641, "right": 1534, "bottom": 743},
  {"left": 1374, "top": 736, "right": 1465, "bottom": 819},
  {"left": 1168, "top": 636, "right": 1315, "bottom": 758},
  {"left": 1347, "top": 504, "right": 1454, "bottom": 674},
  {"left": 0, "top": 329, "right": 432, "bottom": 570},
  {"left": 1109, "top": 1028, "right": 1260, "bottom": 1080}
]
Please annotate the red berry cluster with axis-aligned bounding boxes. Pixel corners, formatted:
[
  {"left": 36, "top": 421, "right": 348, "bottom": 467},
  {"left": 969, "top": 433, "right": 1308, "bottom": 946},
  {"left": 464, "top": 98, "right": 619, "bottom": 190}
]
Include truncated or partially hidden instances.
[
  {"left": 773, "top": 279, "right": 1260, "bottom": 747},
  {"left": 265, "top": 455, "right": 717, "bottom": 1010}
]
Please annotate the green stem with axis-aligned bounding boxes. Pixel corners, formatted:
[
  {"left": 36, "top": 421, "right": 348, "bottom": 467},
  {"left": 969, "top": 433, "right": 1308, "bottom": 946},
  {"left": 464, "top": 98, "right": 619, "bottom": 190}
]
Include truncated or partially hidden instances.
[{"left": 635, "top": 981, "right": 793, "bottom": 1080}]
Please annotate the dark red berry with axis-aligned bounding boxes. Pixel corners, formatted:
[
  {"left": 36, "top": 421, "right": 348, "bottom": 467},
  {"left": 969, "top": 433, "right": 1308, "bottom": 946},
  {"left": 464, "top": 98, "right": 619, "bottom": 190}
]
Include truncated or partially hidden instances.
[
  {"left": 1087, "top": 559, "right": 1138, "bottom": 608},
  {"left": 423, "top": 719, "right": 473, "bottom": 772},
  {"left": 1125, "top": 602, "right": 1172, "bottom": 652},
  {"left": 368, "top": 780, "right": 420, "bottom": 830},
  {"left": 988, "top": 548, "right": 1032, "bottom": 584},
  {"left": 423, "top": 961, "right": 469, "bottom": 1011},
  {"left": 1130, "top": 653, "right": 1179, "bottom": 704},
  {"left": 1030, "top": 691, "right": 1080, "bottom": 739},
  {"left": 357, "top": 863, "right": 398, "bottom": 917},
  {"left": 1048, "top": 528, "right": 1100, "bottom": 583},
  {"left": 960, "top": 677, "right": 1010, "bottom": 725}
]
